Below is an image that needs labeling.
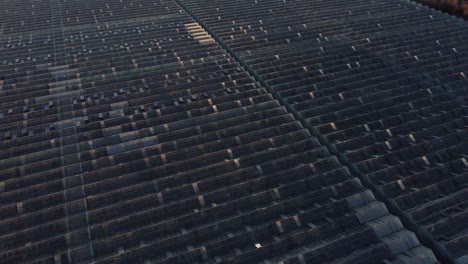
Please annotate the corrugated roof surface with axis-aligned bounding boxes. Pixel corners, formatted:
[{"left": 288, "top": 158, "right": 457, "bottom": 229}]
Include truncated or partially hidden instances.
[
  {"left": 0, "top": 0, "right": 465, "bottom": 263},
  {"left": 178, "top": 0, "right": 468, "bottom": 262}
]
